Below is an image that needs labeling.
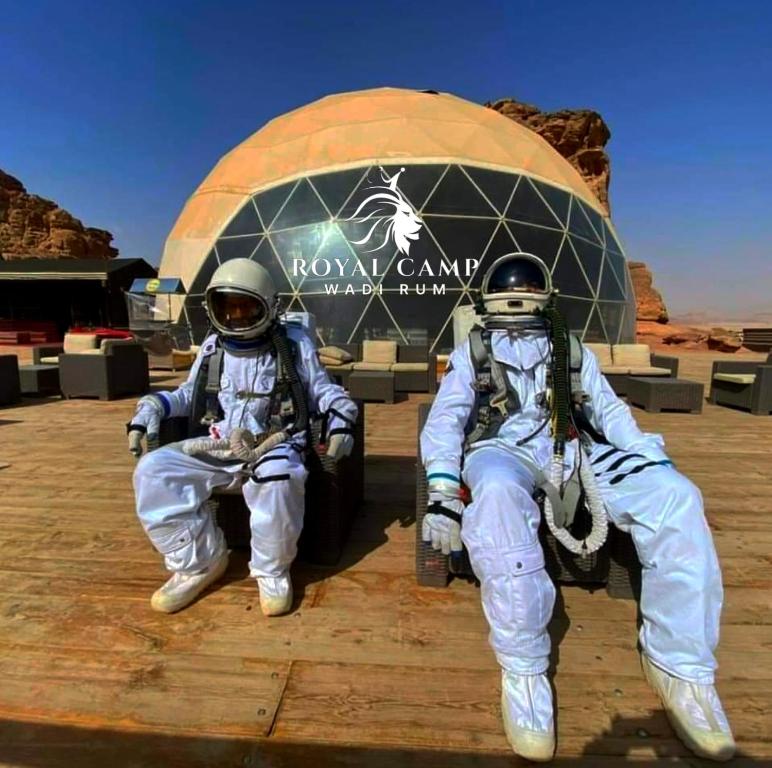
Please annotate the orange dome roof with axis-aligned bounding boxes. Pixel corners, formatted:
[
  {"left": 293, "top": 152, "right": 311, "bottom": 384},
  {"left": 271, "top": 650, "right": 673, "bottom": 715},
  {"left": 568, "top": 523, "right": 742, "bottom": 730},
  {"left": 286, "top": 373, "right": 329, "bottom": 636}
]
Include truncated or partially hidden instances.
[{"left": 161, "top": 87, "right": 604, "bottom": 287}]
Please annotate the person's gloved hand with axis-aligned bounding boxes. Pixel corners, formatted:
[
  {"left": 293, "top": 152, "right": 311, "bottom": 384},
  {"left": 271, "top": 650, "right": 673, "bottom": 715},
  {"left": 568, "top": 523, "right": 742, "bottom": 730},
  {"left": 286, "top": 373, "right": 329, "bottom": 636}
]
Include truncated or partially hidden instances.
[
  {"left": 422, "top": 492, "right": 465, "bottom": 555},
  {"left": 127, "top": 395, "right": 164, "bottom": 457},
  {"left": 325, "top": 433, "right": 354, "bottom": 461}
]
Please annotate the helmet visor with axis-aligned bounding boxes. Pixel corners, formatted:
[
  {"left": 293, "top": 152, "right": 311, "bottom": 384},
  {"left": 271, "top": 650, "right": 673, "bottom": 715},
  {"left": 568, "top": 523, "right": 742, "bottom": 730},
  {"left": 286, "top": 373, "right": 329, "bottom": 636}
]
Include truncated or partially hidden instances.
[
  {"left": 486, "top": 258, "right": 549, "bottom": 295},
  {"left": 208, "top": 290, "right": 267, "bottom": 332}
]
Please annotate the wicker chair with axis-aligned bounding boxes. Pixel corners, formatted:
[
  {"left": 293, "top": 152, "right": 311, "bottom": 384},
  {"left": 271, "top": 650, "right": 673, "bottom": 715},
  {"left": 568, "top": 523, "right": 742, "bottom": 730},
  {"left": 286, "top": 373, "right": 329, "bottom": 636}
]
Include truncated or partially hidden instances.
[
  {"left": 155, "top": 405, "right": 365, "bottom": 566},
  {"left": 709, "top": 353, "right": 772, "bottom": 415},
  {"left": 414, "top": 403, "right": 640, "bottom": 599},
  {"left": 59, "top": 338, "right": 149, "bottom": 400}
]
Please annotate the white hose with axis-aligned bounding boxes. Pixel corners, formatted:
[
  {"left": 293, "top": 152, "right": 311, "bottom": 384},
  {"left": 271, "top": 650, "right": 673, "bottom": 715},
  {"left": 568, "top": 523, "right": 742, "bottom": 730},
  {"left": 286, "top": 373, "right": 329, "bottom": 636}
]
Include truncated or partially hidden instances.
[
  {"left": 181, "top": 427, "right": 289, "bottom": 462},
  {"left": 542, "top": 449, "right": 608, "bottom": 556}
]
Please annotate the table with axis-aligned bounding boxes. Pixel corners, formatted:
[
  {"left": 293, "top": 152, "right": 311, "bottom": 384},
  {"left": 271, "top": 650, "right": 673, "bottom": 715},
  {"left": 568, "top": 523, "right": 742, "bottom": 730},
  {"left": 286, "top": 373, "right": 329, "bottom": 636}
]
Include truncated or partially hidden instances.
[
  {"left": 19, "top": 364, "right": 61, "bottom": 396},
  {"left": 348, "top": 371, "right": 395, "bottom": 403},
  {"left": 626, "top": 376, "right": 703, "bottom": 414}
]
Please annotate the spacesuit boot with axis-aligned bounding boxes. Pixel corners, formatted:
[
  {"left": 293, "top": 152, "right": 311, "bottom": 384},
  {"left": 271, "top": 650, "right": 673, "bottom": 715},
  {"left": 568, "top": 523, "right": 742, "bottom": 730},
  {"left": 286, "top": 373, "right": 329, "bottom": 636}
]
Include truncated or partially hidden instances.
[
  {"left": 501, "top": 671, "right": 556, "bottom": 762},
  {"left": 150, "top": 549, "right": 229, "bottom": 613},
  {"left": 257, "top": 572, "right": 293, "bottom": 616},
  {"left": 641, "top": 655, "right": 735, "bottom": 761}
]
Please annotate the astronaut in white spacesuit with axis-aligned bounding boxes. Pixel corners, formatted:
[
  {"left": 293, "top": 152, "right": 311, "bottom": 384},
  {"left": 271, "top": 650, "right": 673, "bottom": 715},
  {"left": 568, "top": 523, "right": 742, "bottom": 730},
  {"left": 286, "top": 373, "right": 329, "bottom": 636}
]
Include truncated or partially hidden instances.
[
  {"left": 420, "top": 253, "right": 734, "bottom": 762},
  {"left": 129, "top": 259, "right": 357, "bottom": 618}
]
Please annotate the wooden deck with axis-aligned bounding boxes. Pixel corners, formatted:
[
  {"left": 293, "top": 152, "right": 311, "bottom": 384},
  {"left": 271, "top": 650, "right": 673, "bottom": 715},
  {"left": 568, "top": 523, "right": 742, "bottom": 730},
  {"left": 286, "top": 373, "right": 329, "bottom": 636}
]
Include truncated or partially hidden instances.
[{"left": 0, "top": 350, "right": 770, "bottom": 766}]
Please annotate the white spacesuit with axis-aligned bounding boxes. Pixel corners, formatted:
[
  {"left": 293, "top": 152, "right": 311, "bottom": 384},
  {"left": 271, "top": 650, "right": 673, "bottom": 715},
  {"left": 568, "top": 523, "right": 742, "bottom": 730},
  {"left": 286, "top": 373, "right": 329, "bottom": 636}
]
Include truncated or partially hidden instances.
[
  {"left": 129, "top": 259, "right": 357, "bottom": 617},
  {"left": 420, "top": 253, "right": 734, "bottom": 762}
]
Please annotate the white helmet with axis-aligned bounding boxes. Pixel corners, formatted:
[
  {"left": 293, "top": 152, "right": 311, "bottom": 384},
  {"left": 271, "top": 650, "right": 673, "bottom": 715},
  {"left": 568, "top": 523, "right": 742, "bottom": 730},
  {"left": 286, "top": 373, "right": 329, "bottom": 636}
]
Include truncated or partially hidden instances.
[
  {"left": 480, "top": 252, "right": 554, "bottom": 322},
  {"left": 205, "top": 258, "right": 279, "bottom": 339}
]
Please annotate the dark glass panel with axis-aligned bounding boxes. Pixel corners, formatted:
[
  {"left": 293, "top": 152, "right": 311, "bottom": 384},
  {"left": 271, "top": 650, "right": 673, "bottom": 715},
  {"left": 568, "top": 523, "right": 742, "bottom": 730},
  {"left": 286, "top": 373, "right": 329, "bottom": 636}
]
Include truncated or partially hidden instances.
[
  {"left": 532, "top": 179, "right": 570, "bottom": 225},
  {"left": 551, "top": 238, "right": 593, "bottom": 299},
  {"left": 567, "top": 196, "right": 601, "bottom": 242},
  {"left": 215, "top": 235, "right": 261, "bottom": 263},
  {"left": 308, "top": 168, "right": 368, "bottom": 217},
  {"left": 619, "top": 300, "right": 636, "bottom": 343},
  {"left": 583, "top": 305, "right": 608, "bottom": 343},
  {"left": 462, "top": 166, "right": 518, "bottom": 215},
  {"left": 598, "top": 302, "right": 626, "bottom": 345},
  {"left": 555, "top": 296, "right": 593, "bottom": 336},
  {"left": 255, "top": 181, "right": 296, "bottom": 231},
  {"left": 506, "top": 177, "right": 563, "bottom": 228},
  {"left": 351, "top": 295, "right": 403, "bottom": 343},
  {"left": 221, "top": 199, "right": 263, "bottom": 237},
  {"left": 578, "top": 200, "right": 604, "bottom": 245},
  {"left": 605, "top": 252, "right": 629, "bottom": 297},
  {"left": 378, "top": 223, "right": 459, "bottom": 290},
  {"left": 423, "top": 165, "right": 498, "bottom": 217},
  {"left": 271, "top": 178, "right": 330, "bottom": 230},
  {"left": 269, "top": 224, "right": 334, "bottom": 291},
  {"left": 183, "top": 297, "right": 210, "bottom": 344},
  {"left": 295, "top": 225, "right": 372, "bottom": 292},
  {"left": 189, "top": 249, "right": 219, "bottom": 295},
  {"left": 424, "top": 216, "right": 498, "bottom": 283},
  {"left": 603, "top": 220, "right": 623, "bottom": 254},
  {"left": 597, "top": 256, "right": 626, "bottom": 301},
  {"left": 299, "top": 291, "right": 372, "bottom": 345},
  {"left": 506, "top": 223, "right": 564, "bottom": 271},
  {"left": 569, "top": 236, "right": 604, "bottom": 295},
  {"left": 381, "top": 289, "right": 464, "bottom": 348},
  {"left": 379, "top": 164, "right": 448, "bottom": 211},
  {"left": 468, "top": 222, "right": 518, "bottom": 289},
  {"left": 250, "top": 236, "right": 293, "bottom": 294}
]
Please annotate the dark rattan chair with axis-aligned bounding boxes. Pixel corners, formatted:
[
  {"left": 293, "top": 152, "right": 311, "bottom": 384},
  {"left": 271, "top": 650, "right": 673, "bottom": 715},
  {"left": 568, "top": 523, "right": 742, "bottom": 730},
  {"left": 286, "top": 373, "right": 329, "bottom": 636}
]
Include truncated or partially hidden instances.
[
  {"left": 414, "top": 402, "right": 640, "bottom": 599},
  {"left": 59, "top": 339, "right": 149, "bottom": 400},
  {"left": 709, "top": 353, "right": 772, "bottom": 415},
  {"left": 0, "top": 355, "right": 21, "bottom": 406}
]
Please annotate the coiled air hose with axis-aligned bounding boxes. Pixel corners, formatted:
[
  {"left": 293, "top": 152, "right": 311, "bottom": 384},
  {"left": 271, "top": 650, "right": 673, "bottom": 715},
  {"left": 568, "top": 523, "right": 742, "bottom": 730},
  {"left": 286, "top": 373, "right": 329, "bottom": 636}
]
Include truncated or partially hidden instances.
[
  {"left": 182, "top": 323, "right": 309, "bottom": 462},
  {"left": 540, "top": 303, "right": 608, "bottom": 556}
]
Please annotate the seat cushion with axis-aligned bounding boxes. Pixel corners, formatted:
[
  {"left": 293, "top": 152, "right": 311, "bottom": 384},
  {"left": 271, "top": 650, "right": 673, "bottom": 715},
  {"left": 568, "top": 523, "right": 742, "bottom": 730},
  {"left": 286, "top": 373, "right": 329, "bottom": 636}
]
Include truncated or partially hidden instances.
[
  {"left": 612, "top": 344, "right": 651, "bottom": 368},
  {"left": 324, "top": 362, "right": 354, "bottom": 371},
  {"left": 391, "top": 362, "right": 428, "bottom": 372},
  {"left": 318, "top": 345, "right": 354, "bottom": 363},
  {"left": 362, "top": 340, "right": 397, "bottom": 365},
  {"left": 628, "top": 366, "right": 672, "bottom": 376},
  {"left": 63, "top": 333, "right": 99, "bottom": 353},
  {"left": 585, "top": 343, "right": 613, "bottom": 368},
  {"left": 39, "top": 355, "right": 59, "bottom": 365},
  {"left": 601, "top": 365, "right": 633, "bottom": 374},
  {"left": 713, "top": 373, "right": 756, "bottom": 385},
  {"left": 352, "top": 361, "right": 392, "bottom": 371}
]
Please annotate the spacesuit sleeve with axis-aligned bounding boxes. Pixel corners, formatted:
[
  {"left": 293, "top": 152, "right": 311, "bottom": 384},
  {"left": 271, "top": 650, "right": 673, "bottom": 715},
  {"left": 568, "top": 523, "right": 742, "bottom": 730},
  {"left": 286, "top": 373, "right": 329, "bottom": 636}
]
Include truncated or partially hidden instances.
[
  {"left": 296, "top": 333, "right": 359, "bottom": 433},
  {"left": 151, "top": 334, "right": 217, "bottom": 420},
  {"left": 581, "top": 345, "right": 670, "bottom": 462},
  {"left": 419, "top": 342, "right": 476, "bottom": 483}
]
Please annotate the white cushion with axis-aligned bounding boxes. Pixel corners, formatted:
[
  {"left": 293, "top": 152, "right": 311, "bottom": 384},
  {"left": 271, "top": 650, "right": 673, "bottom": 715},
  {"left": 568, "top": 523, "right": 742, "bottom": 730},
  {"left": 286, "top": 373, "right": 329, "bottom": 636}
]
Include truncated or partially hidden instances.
[
  {"left": 39, "top": 355, "right": 59, "bottom": 365},
  {"left": 318, "top": 345, "right": 353, "bottom": 363},
  {"left": 628, "top": 366, "right": 672, "bottom": 376},
  {"left": 585, "top": 343, "right": 613, "bottom": 368},
  {"left": 63, "top": 333, "right": 99, "bottom": 353},
  {"left": 324, "top": 362, "right": 354, "bottom": 371},
  {"left": 362, "top": 340, "right": 397, "bottom": 365},
  {"left": 713, "top": 373, "right": 756, "bottom": 385},
  {"left": 352, "top": 361, "right": 392, "bottom": 371},
  {"left": 612, "top": 344, "right": 651, "bottom": 368},
  {"left": 602, "top": 365, "right": 634, "bottom": 374},
  {"left": 390, "top": 362, "right": 428, "bottom": 372}
]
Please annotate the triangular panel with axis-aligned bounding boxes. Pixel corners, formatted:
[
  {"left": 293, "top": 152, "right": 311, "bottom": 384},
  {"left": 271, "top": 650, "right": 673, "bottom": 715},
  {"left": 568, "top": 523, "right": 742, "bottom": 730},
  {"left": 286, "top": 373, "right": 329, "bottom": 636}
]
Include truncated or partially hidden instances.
[
  {"left": 567, "top": 196, "right": 601, "bottom": 243},
  {"left": 578, "top": 200, "right": 604, "bottom": 245},
  {"left": 462, "top": 166, "right": 518, "bottom": 215},
  {"left": 598, "top": 302, "right": 626, "bottom": 345},
  {"left": 379, "top": 164, "right": 448, "bottom": 211},
  {"left": 250, "top": 236, "right": 293, "bottom": 295},
  {"left": 467, "top": 222, "right": 519, "bottom": 289},
  {"left": 189, "top": 248, "right": 219, "bottom": 295},
  {"left": 605, "top": 251, "right": 628, "bottom": 298},
  {"left": 506, "top": 223, "right": 564, "bottom": 271},
  {"left": 272, "top": 178, "right": 329, "bottom": 230},
  {"left": 215, "top": 234, "right": 261, "bottom": 263},
  {"left": 350, "top": 295, "right": 403, "bottom": 343},
  {"left": 423, "top": 165, "right": 498, "bottom": 217},
  {"left": 269, "top": 225, "right": 331, "bottom": 290},
  {"left": 424, "top": 216, "right": 498, "bottom": 282},
  {"left": 569, "top": 236, "right": 604, "bottom": 295},
  {"left": 506, "top": 177, "right": 563, "bottom": 228},
  {"left": 531, "top": 179, "right": 570, "bottom": 225},
  {"left": 296, "top": 225, "right": 373, "bottom": 292},
  {"left": 255, "top": 181, "right": 296, "bottom": 231},
  {"left": 300, "top": 291, "right": 372, "bottom": 346},
  {"left": 597, "top": 256, "right": 626, "bottom": 301},
  {"left": 308, "top": 168, "right": 368, "bottom": 217},
  {"left": 551, "top": 238, "right": 594, "bottom": 299},
  {"left": 221, "top": 199, "right": 263, "bottom": 237},
  {"left": 555, "top": 296, "right": 594, "bottom": 337},
  {"left": 583, "top": 305, "right": 608, "bottom": 343},
  {"left": 381, "top": 289, "right": 464, "bottom": 349},
  {"left": 603, "top": 220, "right": 623, "bottom": 254}
]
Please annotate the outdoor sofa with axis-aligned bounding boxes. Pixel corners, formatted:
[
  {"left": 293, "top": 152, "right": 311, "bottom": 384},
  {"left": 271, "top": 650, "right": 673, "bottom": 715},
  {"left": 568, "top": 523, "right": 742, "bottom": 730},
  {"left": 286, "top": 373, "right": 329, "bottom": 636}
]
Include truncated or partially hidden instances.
[
  {"left": 709, "top": 353, "right": 772, "bottom": 415},
  {"left": 585, "top": 343, "right": 679, "bottom": 397}
]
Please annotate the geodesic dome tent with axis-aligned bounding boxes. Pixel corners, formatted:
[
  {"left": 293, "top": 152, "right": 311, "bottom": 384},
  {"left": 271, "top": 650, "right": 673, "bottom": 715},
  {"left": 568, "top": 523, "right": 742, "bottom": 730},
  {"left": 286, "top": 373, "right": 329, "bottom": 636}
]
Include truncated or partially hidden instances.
[{"left": 161, "top": 87, "right": 635, "bottom": 351}]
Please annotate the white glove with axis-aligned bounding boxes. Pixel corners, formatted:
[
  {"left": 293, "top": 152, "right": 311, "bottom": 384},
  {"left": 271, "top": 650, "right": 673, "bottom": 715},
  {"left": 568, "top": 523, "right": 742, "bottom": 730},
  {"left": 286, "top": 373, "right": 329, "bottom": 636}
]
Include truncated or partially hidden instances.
[
  {"left": 422, "top": 493, "right": 465, "bottom": 555},
  {"left": 326, "top": 433, "right": 354, "bottom": 461},
  {"left": 127, "top": 396, "right": 164, "bottom": 457}
]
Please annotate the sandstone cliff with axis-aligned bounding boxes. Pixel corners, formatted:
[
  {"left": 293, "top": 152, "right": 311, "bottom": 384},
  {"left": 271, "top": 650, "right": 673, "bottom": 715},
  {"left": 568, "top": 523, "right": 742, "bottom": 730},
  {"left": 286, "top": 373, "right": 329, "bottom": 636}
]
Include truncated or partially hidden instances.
[
  {"left": 0, "top": 169, "right": 117, "bottom": 260},
  {"left": 628, "top": 261, "right": 668, "bottom": 323},
  {"left": 486, "top": 98, "right": 611, "bottom": 212}
]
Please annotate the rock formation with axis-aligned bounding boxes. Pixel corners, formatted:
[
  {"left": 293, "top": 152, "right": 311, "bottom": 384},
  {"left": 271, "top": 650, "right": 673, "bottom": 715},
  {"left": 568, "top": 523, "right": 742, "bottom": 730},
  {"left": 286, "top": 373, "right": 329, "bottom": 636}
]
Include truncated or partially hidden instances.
[
  {"left": 628, "top": 261, "right": 668, "bottom": 323},
  {"left": 0, "top": 169, "right": 117, "bottom": 260},
  {"left": 486, "top": 99, "right": 611, "bottom": 212}
]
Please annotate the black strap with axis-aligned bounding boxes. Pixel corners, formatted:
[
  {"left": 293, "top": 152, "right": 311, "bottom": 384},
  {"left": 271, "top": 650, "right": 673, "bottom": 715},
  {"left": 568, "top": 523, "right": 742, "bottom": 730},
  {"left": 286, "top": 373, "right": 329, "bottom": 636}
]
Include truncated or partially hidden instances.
[
  {"left": 126, "top": 422, "right": 147, "bottom": 435},
  {"left": 250, "top": 472, "right": 291, "bottom": 484},
  {"left": 429, "top": 501, "right": 462, "bottom": 525}
]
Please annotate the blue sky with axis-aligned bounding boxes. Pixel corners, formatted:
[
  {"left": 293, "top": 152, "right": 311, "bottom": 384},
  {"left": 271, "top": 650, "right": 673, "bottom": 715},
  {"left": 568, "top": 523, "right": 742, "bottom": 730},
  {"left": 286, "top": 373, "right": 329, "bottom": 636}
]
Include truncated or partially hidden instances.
[{"left": 2, "top": 0, "right": 770, "bottom": 318}]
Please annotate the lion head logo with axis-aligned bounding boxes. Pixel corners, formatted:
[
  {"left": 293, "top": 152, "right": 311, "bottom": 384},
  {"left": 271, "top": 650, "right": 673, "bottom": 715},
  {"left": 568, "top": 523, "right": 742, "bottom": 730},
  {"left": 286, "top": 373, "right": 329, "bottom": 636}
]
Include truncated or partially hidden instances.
[{"left": 345, "top": 167, "right": 423, "bottom": 256}]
